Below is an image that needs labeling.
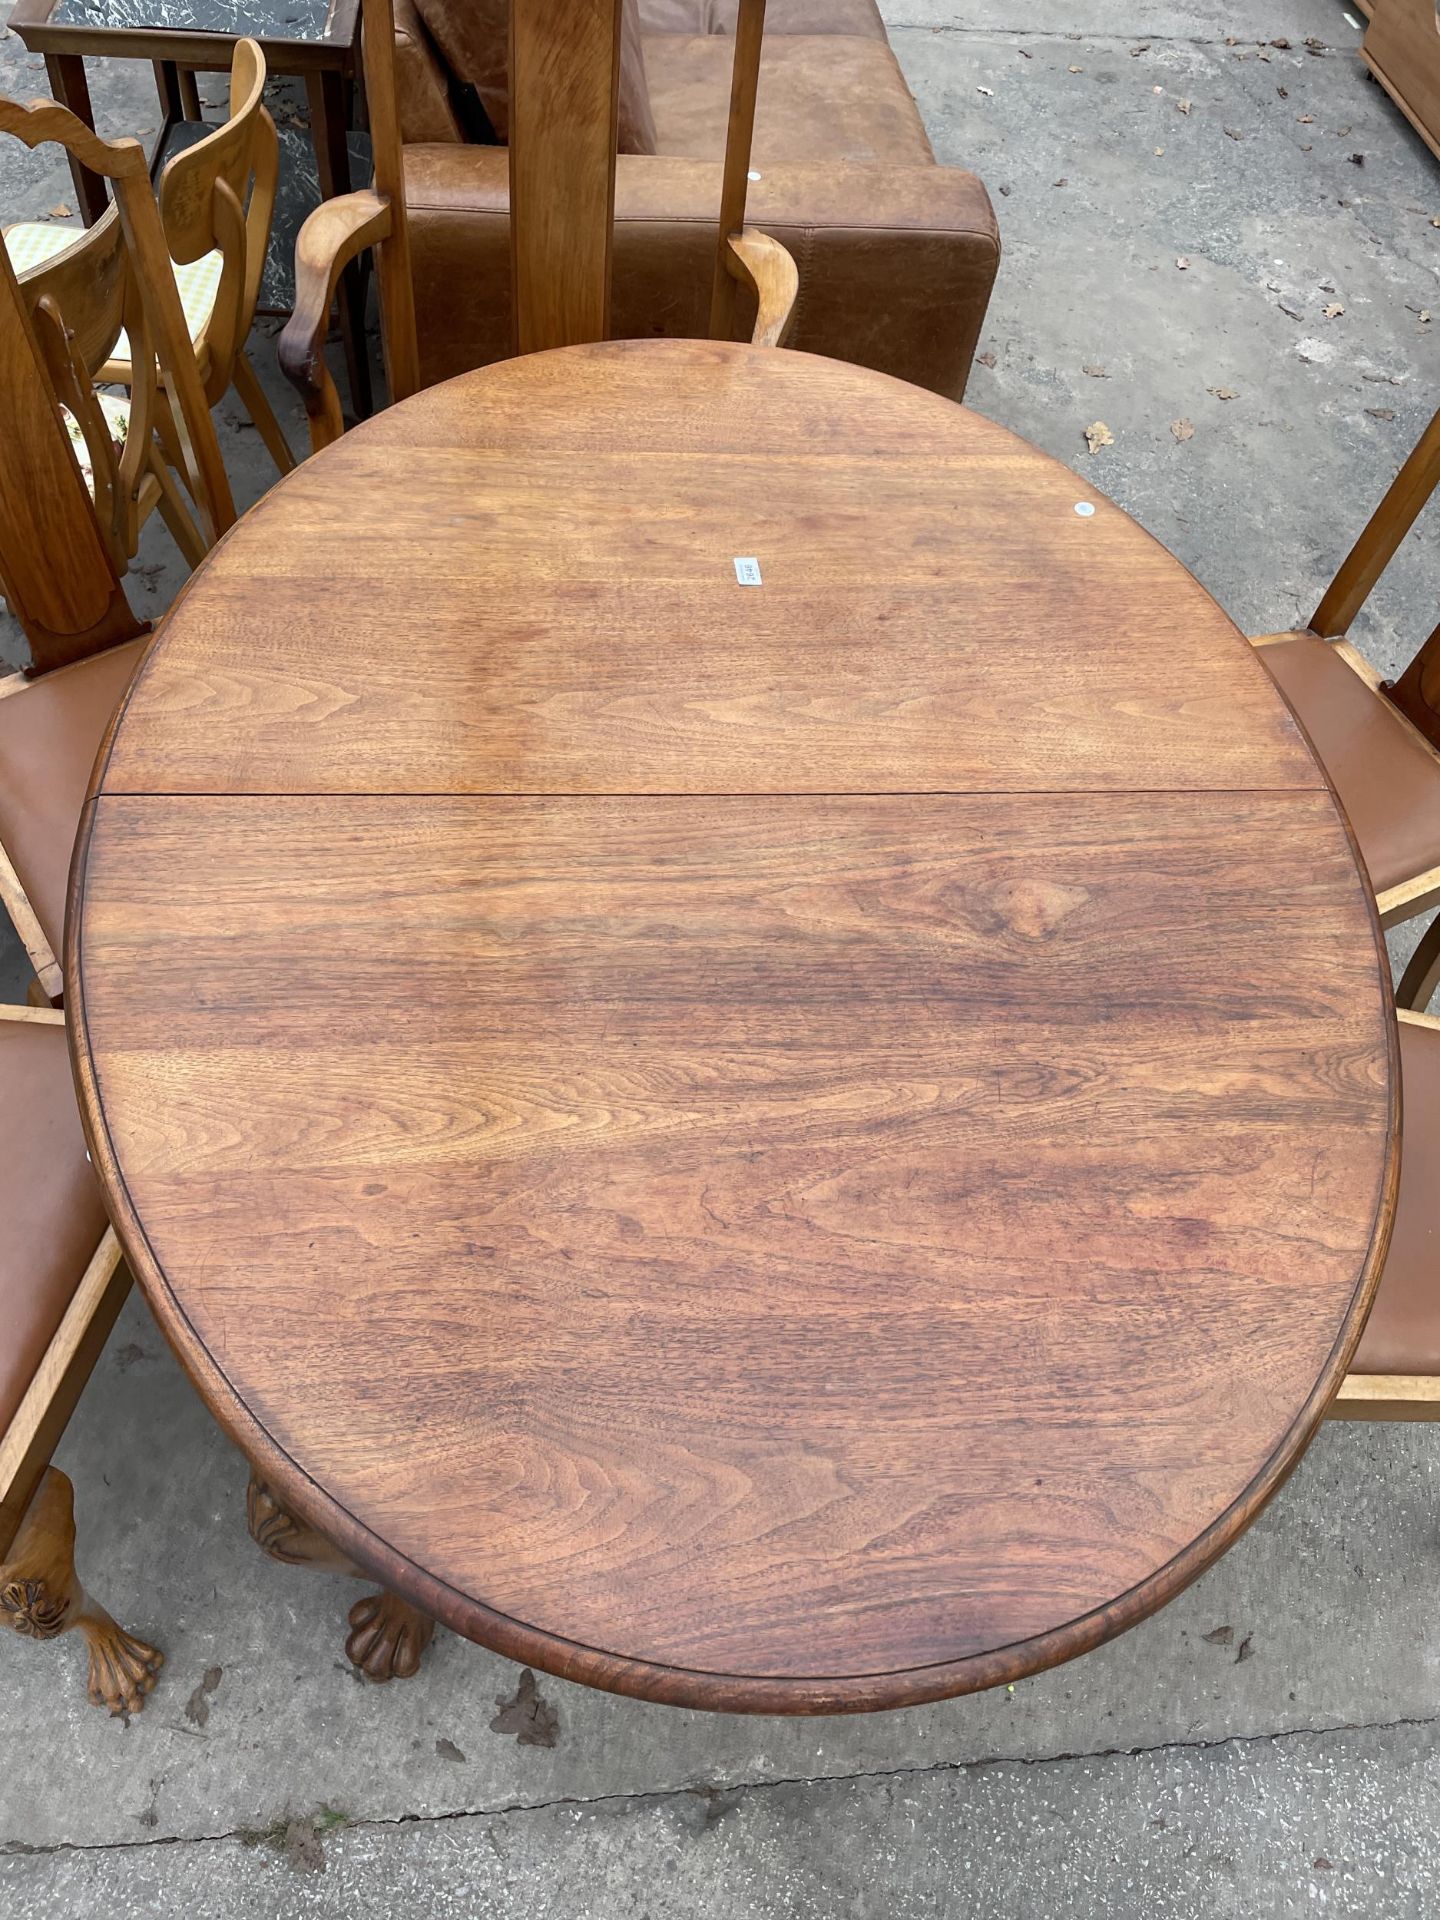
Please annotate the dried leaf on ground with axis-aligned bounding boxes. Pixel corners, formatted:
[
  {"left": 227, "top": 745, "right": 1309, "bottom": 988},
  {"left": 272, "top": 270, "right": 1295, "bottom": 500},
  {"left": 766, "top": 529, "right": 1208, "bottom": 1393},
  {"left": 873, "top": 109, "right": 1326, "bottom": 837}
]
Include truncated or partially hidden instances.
[
  {"left": 490, "top": 1668, "right": 560, "bottom": 1748},
  {"left": 1083, "top": 421, "right": 1114, "bottom": 453},
  {"left": 976, "top": 84, "right": 993, "bottom": 96},
  {"left": 1203, "top": 1625, "right": 1234, "bottom": 1645},
  {"left": 45, "top": 202, "right": 71, "bottom": 218},
  {"left": 1176, "top": 256, "right": 1190, "bottom": 269},
  {"left": 1053, "top": 176, "right": 1069, "bottom": 187},
  {"left": 1279, "top": 300, "right": 1304, "bottom": 319},
  {"left": 1366, "top": 408, "right": 1396, "bottom": 420},
  {"left": 976, "top": 350, "right": 997, "bottom": 368},
  {"left": 1323, "top": 302, "right": 1344, "bottom": 318},
  {"left": 1154, "top": 145, "right": 1165, "bottom": 155},
  {"left": 1224, "top": 126, "right": 1243, "bottom": 140},
  {"left": 1421, "top": 310, "right": 1434, "bottom": 325},
  {"left": 1068, "top": 63, "right": 1083, "bottom": 72},
  {"left": 1207, "top": 386, "right": 1239, "bottom": 399},
  {"left": 1082, "top": 364, "right": 1108, "bottom": 377},
  {"left": 1170, "top": 418, "right": 1195, "bottom": 441},
  {"left": 1177, "top": 97, "right": 1192, "bottom": 113},
  {"left": 1298, "top": 113, "right": 1314, "bottom": 123}
]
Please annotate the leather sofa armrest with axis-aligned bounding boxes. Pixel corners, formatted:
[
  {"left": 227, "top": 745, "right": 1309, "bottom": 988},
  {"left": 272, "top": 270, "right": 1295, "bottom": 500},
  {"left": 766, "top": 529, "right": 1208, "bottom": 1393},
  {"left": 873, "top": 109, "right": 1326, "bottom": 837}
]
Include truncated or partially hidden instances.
[{"left": 405, "top": 148, "right": 1000, "bottom": 400}]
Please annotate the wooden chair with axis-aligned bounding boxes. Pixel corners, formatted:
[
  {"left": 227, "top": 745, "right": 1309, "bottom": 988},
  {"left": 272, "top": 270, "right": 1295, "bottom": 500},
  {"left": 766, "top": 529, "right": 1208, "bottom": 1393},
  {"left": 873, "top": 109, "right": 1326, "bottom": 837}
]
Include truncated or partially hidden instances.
[
  {"left": 0, "top": 191, "right": 145, "bottom": 677},
  {"left": 0, "top": 90, "right": 236, "bottom": 570},
  {"left": 1330, "top": 1009, "right": 1440, "bottom": 1420},
  {"left": 278, "top": 0, "right": 798, "bottom": 452},
  {"left": 0, "top": 1003, "right": 161, "bottom": 1715},
  {"left": 0, "top": 90, "right": 244, "bottom": 1004},
  {"left": 1251, "top": 405, "right": 1440, "bottom": 1010},
  {"left": 4, "top": 41, "right": 293, "bottom": 494}
]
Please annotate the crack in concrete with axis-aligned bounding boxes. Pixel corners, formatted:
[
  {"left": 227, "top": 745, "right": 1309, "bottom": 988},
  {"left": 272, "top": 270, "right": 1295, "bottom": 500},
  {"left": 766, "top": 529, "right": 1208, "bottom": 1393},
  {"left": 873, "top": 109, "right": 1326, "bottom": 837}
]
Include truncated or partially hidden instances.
[{"left": 5, "top": 1709, "right": 1439, "bottom": 1864}]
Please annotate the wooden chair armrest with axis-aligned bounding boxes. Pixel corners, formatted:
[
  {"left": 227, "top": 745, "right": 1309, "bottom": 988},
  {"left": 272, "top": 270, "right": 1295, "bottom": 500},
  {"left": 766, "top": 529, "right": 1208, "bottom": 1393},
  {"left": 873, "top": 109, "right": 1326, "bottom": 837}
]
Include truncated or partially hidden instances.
[
  {"left": 726, "top": 228, "right": 799, "bottom": 349},
  {"left": 278, "top": 189, "right": 393, "bottom": 454}
]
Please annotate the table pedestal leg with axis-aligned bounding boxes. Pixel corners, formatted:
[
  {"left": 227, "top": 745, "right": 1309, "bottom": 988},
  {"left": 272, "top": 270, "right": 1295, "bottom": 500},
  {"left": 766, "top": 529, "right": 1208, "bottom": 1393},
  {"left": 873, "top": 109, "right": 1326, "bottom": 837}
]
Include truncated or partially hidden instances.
[
  {"left": 246, "top": 1471, "right": 435, "bottom": 1681},
  {"left": 0, "top": 1468, "right": 163, "bottom": 1716}
]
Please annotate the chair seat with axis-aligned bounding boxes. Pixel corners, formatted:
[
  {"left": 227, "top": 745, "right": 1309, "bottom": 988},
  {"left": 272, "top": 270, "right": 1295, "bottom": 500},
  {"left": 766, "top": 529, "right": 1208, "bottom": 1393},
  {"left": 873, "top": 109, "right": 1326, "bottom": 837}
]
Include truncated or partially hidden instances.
[
  {"left": 4, "top": 220, "right": 222, "bottom": 364},
  {"left": 61, "top": 390, "right": 131, "bottom": 500},
  {"left": 0, "top": 638, "right": 149, "bottom": 966},
  {"left": 1255, "top": 633, "right": 1440, "bottom": 898},
  {"left": 1353, "top": 1017, "right": 1440, "bottom": 1375},
  {"left": 0, "top": 1019, "right": 109, "bottom": 1439}
]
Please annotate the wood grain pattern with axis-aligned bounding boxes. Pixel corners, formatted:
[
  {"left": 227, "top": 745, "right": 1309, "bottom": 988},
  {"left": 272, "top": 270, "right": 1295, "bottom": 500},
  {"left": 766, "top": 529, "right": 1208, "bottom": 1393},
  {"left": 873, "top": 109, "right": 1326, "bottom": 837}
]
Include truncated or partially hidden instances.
[
  {"left": 508, "top": 0, "right": 622, "bottom": 356},
  {"left": 103, "top": 341, "right": 1317, "bottom": 798},
  {"left": 708, "top": 0, "right": 768, "bottom": 342},
  {"left": 0, "top": 209, "right": 143, "bottom": 673},
  {"left": 69, "top": 342, "right": 1398, "bottom": 1713},
  {"left": 73, "top": 785, "right": 1394, "bottom": 1706},
  {"left": 1363, "top": 0, "right": 1440, "bottom": 164}
]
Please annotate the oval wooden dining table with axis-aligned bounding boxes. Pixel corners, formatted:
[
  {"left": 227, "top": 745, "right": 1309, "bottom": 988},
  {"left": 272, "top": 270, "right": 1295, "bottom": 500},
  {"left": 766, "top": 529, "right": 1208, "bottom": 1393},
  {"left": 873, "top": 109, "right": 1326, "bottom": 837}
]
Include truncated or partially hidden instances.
[{"left": 67, "top": 339, "right": 1398, "bottom": 1715}]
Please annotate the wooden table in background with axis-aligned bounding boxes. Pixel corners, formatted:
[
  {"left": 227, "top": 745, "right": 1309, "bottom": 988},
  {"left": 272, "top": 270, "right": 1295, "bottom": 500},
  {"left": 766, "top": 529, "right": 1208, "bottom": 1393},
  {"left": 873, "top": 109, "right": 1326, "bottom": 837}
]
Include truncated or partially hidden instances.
[{"left": 68, "top": 341, "right": 1397, "bottom": 1714}]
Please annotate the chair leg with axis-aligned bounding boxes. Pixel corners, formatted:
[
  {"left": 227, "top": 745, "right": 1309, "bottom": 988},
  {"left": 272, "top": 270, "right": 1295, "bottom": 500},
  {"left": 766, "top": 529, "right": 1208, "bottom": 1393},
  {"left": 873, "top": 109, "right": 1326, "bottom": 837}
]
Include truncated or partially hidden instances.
[
  {"left": 232, "top": 352, "right": 297, "bottom": 476},
  {"left": 149, "top": 447, "right": 210, "bottom": 569},
  {"left": 1397, "top": 913, "right": 1440, "bottom": 1012},
  {"left": 246, "top": 1471, "right": 435, "bottom": 1681},
  {"left": 0, "top": 1467, "right": 162, "bottom": 1715}
]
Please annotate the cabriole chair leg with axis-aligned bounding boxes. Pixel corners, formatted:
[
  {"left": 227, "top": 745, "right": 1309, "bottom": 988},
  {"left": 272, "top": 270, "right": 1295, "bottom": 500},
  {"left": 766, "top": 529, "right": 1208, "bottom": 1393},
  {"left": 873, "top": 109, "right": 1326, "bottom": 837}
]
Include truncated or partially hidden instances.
[{"left": 0, "top": 1466, "right": 162, "bottom": 1714}]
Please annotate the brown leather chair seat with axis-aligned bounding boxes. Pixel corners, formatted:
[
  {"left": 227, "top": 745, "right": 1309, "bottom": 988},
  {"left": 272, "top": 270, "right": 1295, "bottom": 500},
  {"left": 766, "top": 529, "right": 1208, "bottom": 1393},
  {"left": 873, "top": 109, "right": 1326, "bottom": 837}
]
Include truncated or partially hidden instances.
[
  {"left": 0, "top": 637, "right": 146, "bottom": 968},
  {"left": 1257, "top": 634, "right": 1440, "bottom": 898},
  {"left": 1353, "top": 1016, "right": 1440, "bottom": 1375},
  {"left": 0, "top": 1017, "right": 109, "bottom": 1437}
]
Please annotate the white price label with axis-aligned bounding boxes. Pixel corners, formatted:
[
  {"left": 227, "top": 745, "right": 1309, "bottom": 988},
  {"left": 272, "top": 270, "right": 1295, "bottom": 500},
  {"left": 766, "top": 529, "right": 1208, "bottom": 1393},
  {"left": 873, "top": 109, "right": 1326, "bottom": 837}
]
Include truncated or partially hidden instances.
[{"left": 733, "top": 556, "right": 763, "bottom": 586}]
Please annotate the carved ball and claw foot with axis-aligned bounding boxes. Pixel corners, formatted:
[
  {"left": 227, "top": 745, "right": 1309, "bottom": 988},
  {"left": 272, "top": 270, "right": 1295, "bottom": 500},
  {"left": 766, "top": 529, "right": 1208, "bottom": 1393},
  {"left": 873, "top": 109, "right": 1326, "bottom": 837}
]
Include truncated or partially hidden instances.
[
  {"left": 246, "top": 1471, "right": 436, "bottom": 1682},
  {"left": 0, "top": 1467, "right": 163, "bottom": 1715}
]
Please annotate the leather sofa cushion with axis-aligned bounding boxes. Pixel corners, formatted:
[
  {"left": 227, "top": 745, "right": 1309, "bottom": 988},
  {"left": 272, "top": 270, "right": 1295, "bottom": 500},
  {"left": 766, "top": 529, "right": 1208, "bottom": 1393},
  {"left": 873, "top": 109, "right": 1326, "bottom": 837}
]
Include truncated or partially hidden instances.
[
  {"left": 394, "top": 0, "right": 463, "bottom": 142},
  {"left": 411, "top": 0, "right": 658, "bottom": 152},
  {"left": 1256, "top": 634, "right": 1440, "bottom": 898},
  {"left": 645, "top": 33, "right": 934, "bottom": 165},
  {"left": 0, "top": 637, "right": 147, "bottom": 967},
  {"left": 1351, "top": 1016, "right": 1440, "bottom": 1376},
  {"left": 640, "top": 0, "right": 886, "bottom": 34},
  {"left": 0, "top": 1018, "right": 109, "bottom": 1440}
]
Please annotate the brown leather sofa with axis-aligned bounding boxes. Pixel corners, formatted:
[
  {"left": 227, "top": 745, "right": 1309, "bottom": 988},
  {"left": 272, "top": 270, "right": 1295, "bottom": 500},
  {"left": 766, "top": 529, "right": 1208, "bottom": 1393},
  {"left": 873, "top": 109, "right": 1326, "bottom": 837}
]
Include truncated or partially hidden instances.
[{"left": 387, "top": 0, "right": 1000, "bottom": 399}]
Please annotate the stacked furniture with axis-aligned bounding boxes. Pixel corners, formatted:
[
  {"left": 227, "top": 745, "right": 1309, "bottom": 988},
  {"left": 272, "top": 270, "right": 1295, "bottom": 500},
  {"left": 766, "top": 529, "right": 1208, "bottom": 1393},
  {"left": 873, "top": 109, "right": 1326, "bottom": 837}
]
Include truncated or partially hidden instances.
[{"left": 378, "top": 0, "right": 999, "bottom": 398}]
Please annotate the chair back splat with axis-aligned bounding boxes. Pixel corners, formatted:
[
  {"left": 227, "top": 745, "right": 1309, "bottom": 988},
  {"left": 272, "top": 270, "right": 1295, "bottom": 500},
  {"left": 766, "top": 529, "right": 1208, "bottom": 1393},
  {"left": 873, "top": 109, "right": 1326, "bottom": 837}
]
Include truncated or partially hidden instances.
[
  {"left": 1310, "top": 402, "right": 1440, "bottom": 753},
  {"left": 0, "top": 235, "right": 143, "bottom": 672},
  {"left": 282, "top": 0, "right": 789, "bottom": 448}
]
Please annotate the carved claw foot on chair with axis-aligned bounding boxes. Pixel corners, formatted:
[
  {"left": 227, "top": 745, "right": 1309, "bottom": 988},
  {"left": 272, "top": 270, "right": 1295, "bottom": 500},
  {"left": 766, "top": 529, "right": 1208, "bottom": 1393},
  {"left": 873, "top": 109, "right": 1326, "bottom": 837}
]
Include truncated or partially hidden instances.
[
  {"left": 0, "top": 1467, "right": 162, "bottom": 1715},
  {"left": 246, "top": 1470, "right": 437, "bottom": 1681}
]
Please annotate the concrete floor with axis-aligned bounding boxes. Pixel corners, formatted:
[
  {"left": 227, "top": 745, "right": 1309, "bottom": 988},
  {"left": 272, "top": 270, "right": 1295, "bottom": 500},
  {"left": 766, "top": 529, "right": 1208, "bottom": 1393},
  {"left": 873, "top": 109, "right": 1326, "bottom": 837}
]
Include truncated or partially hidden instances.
[{"left": 3, "top": 1, "right": 1440, "bottom": 1913}]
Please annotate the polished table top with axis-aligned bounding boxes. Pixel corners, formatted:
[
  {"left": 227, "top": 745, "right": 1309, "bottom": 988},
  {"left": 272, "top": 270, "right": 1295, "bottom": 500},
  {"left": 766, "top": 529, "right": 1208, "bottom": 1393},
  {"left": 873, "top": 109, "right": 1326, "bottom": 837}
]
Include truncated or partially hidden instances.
[{"left": 70, "top": 340, "right": 1397, "bottom": 1714}]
